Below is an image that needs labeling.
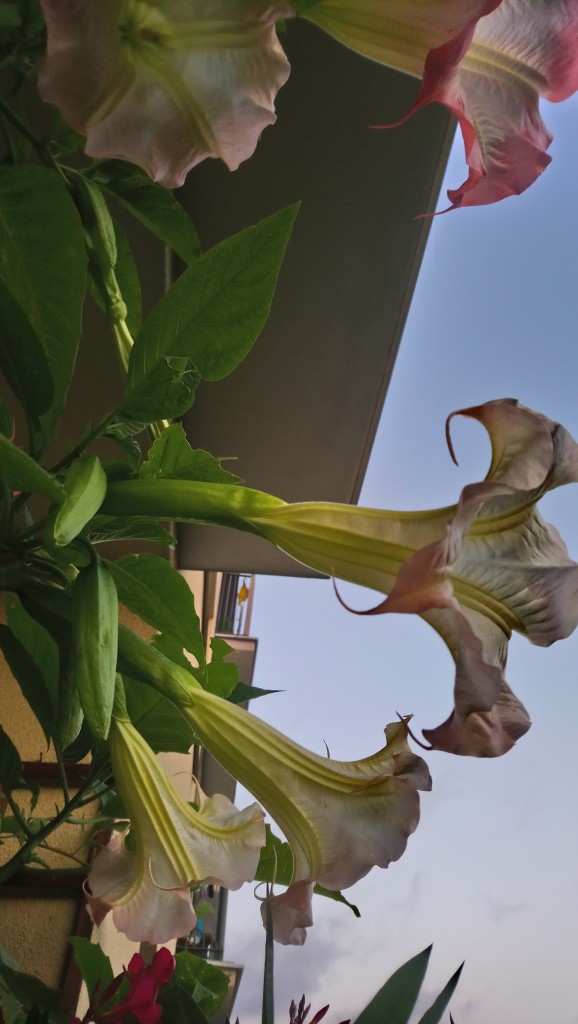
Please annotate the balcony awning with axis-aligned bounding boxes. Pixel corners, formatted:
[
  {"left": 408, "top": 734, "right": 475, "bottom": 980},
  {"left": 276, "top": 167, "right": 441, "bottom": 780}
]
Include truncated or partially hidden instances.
[{"left": 177, "top": 19, "right": 454, "bottom": 576}]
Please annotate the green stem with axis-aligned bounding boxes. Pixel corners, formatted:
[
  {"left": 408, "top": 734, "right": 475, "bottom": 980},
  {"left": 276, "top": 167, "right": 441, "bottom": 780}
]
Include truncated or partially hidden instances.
[
  {"left": 4, "top": 790, "right": 34, "bottom": 840},
  {"left": 0, "top": 769, "right": 104, "bottom": 885},
  {"left": 0, "top": 98, "right": 65, "bottom": 179},
  {"left": 48, "top": 409, "right": 118, "bottom": 476}
]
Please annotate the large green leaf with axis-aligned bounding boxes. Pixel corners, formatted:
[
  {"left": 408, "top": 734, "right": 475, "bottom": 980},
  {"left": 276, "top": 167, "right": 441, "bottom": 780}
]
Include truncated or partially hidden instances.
[
  {"left": 0, "top": 725, "right": 22, "bottom": 790},
  {"left": 0, "top": 433, "right": 63, "bottom": 502},
  {"left": 0, "top": 626, "right": 54, "bottom": 743},
  {"left": 88, "top": 160, "right": 201, "bottom": 264},
  {"left": 69, "top": 938, "right": 114, "bottom": 1002},
  {"left": 355, "top": 947, "right": 432, "bottom": 1024},
  {"left": 123, "top": 675, "right": 198, "bottom": 753},
  {"left": 0, "top": 278, "right": 53, "bottom": 418},
  {"left": 106, "top": 553, "right": 205, "bottom": 667},
  {"left": 158, "top": 953, "right": 227, "bottom": 1023},
  {"left": 0, "top": 962, "right": 62, "bottom": 1014},
  {"left": 126, "top": 205, "right": 298, "bottom": 400},
  {"left": 5, "top": 596, "right": 59, "bottom": 716},
  {"left": 140, "top": 424, "right": 241, "bottom": 484},
  {"left": 0, "top": 166, "right": 87, "bottom": 442}
]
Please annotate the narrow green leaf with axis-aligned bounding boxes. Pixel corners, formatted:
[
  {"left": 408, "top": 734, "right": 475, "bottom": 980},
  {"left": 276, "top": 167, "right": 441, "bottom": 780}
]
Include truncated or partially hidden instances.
[
  {"left": 69, "top": 938, "right": 114, "bottom": 1001},
  {"left": 0, "top": 433, "right": 63, "bottom": 501},
  {"left": 5, "top": 596, "right": 59, "bottom": 719},
  {"left": 127, "top": 204, "right": 299, "bottom": 396},
  {"left": 72, "top": 561, "right": 118, "bottom": 740},
  {"left": 88, "top": 160, "right": 201, "bottom": 263},
  {"left": 0, "top": 626, "right": 54, "bottom": 743},
  {"left": 0, "top": 393, "right": 12, "bottom": 436},
  {"left": 313, "top": 884, "right": 360, "bottom": 918},
  {"left": 355, "top": 947, "right": 433, "bottom": 1024},
  {"left": 227, "top": 681, "right": 280, "bottom": 705},
  {"left": 106, "top": 553, "right": 205, "bottom": 666},
  {"left": 0, "top": 166, "right": 87, "bottom": 442},
  {"left": 0, "top": 725, "right": 22, "bottom": 790},
  {"left": 140, "top": 425, "right": 241, "bottom": 484},
  {"left": 417, "top": 962, "right": 464, "bottom": 1024},
  {"left": 0, "top": 278, "right": 53, "bottom": 417}
]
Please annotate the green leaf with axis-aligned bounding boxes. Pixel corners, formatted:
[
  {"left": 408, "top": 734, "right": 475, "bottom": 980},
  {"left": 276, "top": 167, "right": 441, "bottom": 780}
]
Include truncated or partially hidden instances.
[
  {"left": 120, "top": 356, "right": 199, "bottom": 422},
  {"left": 159, "top": 953, "right": 228, "bottom": 1021},
  {"left": 141, "top": 425, "right": 241, "bottom": 484},
  {"left": 106, "top": 553, "right": 205, "bottom": 667},
  {"left": 227, "top": 681, "right": 280, "bottom": 705},
  {"left": 0, "top": 393, "right": 12, "bottom": 436},
  {"left": 0, "top": 626, "right": 54, "bottom": 743},
  {"left": 88, "top": 515, "right": 174, "bottom": 547},
  {"left": 69, "top": 938, "right": 114, "bottom": 1002},
  {"left": 206, "top": 636, "right": 238, "bottom": 698},
  {"left": 0, "top": 278, "right": 53, "bottom": 418},
  {"left": 127, "top": 205, "right": 298, "bottom": 399},
  {"left": 417, "top": 962, "right": 464, "bottom": 1024},
  {"left": 355, "top": 947, "right": 432, "bottom": 1024},
  {"left": 0, "top": 725, "right": 22, "bottom": 790},
  {"left": 72, "top": 561, "right": 118, "bottom": 741},
  {"left": 156, "top": 986, "right": 209, "bottom": 1024},
  {"left": 0, "top": 962, "right": 63, "bottom": 1014},
  {"left": 50, "top": 454, "right": 107, "bottom": 546},
  {"left": 88, "top": 160, "right": 201, "bottom": 264},
  {"left": 5, "top": 596, "right": 59, "bottom": 719},
  {"left": 123, "top": 675, "right": 198, "bottom": 753},
  {"left": 313, "top": 884, "right": 360, "bottom": 917},
  {"left": 0, "top": 166, "right": 87, "bottom": 442},
  {"left": 0, "top": 433, "right": 63, "bottom": 502},
  {"left": 255, "top": 827, "right": 294, "bottom": 887}
]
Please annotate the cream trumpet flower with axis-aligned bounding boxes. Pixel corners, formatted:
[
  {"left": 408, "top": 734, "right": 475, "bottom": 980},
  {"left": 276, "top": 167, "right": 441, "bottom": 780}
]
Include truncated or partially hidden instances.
[
  {"left": 87, "top": 696, "right": 265, "bottom": 943},
  {"left": 247, "top": 399, "right": 578, "bottom": 756},
  {"left": 37, "top": 0, "right": 292, "bottom": 187},
  {"left": 105, "top": 399, "right": 578, "bottom": 759},
  {"left": 114, "top": 628, "right": 430, "bottom": 944},
  {"left": 294, "top": 0, "right": 578, "bottom": 208},
  {"left": 174, "top": 690, "right": 431, "bottom": 945}
]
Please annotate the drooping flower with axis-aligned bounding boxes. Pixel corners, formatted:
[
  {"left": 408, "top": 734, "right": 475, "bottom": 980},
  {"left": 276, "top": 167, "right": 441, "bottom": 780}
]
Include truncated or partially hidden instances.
[
  {"left": 105, "top": 398, "right": 578, "bottom": 759},
  {"left": 87, "top": 699, "right": 265, "bottom": 943},
  {"left": 294, "top": 0, "right": 578, "bottom": 208},
  {"left": 37, "top": 0, "right": 292, "bottom": 187},
  {"left": 136, "top": 671, "right": 431, "bottom": 945}
]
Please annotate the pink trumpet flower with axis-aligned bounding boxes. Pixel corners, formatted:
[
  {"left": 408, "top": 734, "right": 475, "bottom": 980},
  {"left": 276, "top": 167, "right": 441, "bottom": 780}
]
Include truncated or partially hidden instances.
[
  {"left": 296, "top": 0, "right": 578, "bottom": 208},
  {"left": 37, "top": 0, "right": 292, "bottom": 187}
]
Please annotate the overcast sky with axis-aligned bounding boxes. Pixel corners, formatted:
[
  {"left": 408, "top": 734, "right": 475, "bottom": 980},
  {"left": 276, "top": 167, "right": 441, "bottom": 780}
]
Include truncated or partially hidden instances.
[{"left": 222, "top": 93, "right": 578, "bottom": 1024}]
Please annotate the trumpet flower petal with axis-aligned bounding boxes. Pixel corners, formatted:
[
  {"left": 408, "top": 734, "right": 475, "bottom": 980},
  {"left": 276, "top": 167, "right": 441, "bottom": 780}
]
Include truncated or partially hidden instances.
[
  {"left": 297, "top": 0, "right": 578, "bottom": 208},
  {"left": 176, "top": 691, "right": 431, "bottom": 944},
  {"left": 88, "top": 710, "right": 265, "bottom": 942},
  {"left": 38, "top": 0, "right": 292, "bottom": 187}
]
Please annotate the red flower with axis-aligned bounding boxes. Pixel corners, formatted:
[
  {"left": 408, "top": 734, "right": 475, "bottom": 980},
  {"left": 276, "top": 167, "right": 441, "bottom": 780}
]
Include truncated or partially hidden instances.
[{"left": 74, "top": 948, "right": 175, "bottom": 1024}]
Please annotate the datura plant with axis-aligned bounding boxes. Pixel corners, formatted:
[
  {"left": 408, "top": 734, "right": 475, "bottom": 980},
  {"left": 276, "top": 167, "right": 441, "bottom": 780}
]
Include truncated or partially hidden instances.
[{"left": 0, "top": 2, "right": 577, "bottom": 1019}]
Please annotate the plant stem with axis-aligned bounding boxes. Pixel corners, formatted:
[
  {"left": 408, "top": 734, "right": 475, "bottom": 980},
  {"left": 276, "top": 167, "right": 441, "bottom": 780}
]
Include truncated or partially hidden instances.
[
  {"left": 0, "top": 97, "right": 65, "bottom": 179},
  {"left": 4, "top": 790, "right": 34, "bottom": 840},
  {"left": 0, "top": 769, "right": 103, "bottom": 884}
]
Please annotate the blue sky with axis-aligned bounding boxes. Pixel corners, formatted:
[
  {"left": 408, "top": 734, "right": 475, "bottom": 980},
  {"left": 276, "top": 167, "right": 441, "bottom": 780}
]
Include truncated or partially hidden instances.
[{"left": 223, "top": 93, "right": 578, "bottom": 1024}]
